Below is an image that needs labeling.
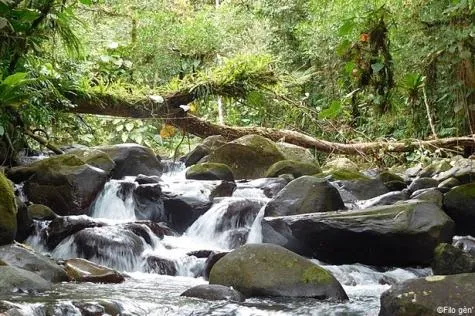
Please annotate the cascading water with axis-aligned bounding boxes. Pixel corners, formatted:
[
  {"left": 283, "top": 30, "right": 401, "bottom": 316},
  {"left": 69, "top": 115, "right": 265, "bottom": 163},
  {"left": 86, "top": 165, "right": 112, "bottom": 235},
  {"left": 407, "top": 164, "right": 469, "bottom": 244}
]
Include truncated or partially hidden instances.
[{"left": 15, "top": 163, "right": 433, "bottom": 316}]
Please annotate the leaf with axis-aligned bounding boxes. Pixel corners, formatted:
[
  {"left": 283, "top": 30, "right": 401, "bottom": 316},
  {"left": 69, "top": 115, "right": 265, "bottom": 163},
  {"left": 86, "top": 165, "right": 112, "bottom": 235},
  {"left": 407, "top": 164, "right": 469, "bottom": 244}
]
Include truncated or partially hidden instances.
[
  {"left": 79, "top": 0, "right": 92, "bottom": 5},
  {"left": 125, "top": 122, "right": 134, "bottom": 132},
  {"left": 371, "top": 63, "right": 385, "bottom": 74},
  {"left": 2, "top": 72, "right": 27, "bottom": 86},
  {"left": 338, "top": 19, "right": 356, "bottom": 37},
  {"left": 135, "top": 134, "right": 143, "bottom": 144},
  {"left": 0, "top": 125, "right": 4, "bottom": 136},
  {"left": 115, "top": 125, "right": 124, "bottom": 132},
  {"left": 121, "top": 132, "right": 128, "bottom": 142},
  {"left": 160, "top": 124, "right": 177, "bottom": 139},
  {"left": 319, "top": 101, "right": 342, "bottom": 119}
]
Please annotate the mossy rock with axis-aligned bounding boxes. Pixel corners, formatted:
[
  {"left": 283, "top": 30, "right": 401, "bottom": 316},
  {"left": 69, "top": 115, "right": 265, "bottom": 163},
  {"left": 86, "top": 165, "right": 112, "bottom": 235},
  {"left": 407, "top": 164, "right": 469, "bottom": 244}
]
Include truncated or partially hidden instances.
[
  {"left": 265, "top": 160, "right": 321, "bottom": 178},
  {"left": 181, "top": 284, "right": 245, "bottom": 302},
  {"left": 27, "top": 204, "right": 58, "bottom": 220},
  {"left": 68, "top": 148, "right": 115, "bottom": 174},
  {"left": 0, "top": 266, "right": 51, "bottom": 293},
  {"left": 432, "top": 243, "right": 475, "bottom": 275},
  {"left": 207, "top": 135, "right": 285, "bottom": 179},
  {"left": 185, "top": 163, "right": 234, "bottom": 181},
  {"left": 275, "top": 142, "right": 317, "bottom": 164},
  {"left": 315, "top": 168, "right": 369, "bottom": 181},
  {"left": 209, "top": 243, "right": 348, "bottom": 300},
  {"left": 443, "top": 183, "right": 475, "bottom": 235},
  {"left": 322, "top": 157, "right": 358, "bottom": 172},
  {"left": 420, "top": 160, "right": 452, "bottom": 177},
  {"left": 64, "top": 258, "right": 124, "bottom": 283},
  {"left": 379, "top": 273, "right": 475, "bottom": 316},
  {"left": 0, "top": 172, "right": 17, "bottom": 245},
  {"left": 378, "top": 171, "right": 405, "bottom": 184}
]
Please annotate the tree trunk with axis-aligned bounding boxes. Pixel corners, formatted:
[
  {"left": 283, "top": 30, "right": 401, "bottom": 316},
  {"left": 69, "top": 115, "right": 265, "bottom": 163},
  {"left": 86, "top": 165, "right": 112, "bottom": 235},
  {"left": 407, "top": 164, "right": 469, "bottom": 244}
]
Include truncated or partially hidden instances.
[{"left": 68, "top": 92, "right": 475, "bottom": 155}]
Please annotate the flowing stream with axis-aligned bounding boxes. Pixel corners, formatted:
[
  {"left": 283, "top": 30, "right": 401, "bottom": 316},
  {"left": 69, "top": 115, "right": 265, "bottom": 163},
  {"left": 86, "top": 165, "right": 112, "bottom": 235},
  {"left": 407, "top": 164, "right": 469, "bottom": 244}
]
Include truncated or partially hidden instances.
[{"left": 4, "top": 164, "right": 432, "bottom": 316}]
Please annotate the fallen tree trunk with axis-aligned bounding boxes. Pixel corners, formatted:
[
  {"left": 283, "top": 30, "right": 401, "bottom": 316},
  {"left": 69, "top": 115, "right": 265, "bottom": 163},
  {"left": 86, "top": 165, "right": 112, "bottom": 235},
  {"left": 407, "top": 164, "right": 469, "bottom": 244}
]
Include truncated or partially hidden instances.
[{"left": 67, "top": 92, "right": 475, "bottom": 155}]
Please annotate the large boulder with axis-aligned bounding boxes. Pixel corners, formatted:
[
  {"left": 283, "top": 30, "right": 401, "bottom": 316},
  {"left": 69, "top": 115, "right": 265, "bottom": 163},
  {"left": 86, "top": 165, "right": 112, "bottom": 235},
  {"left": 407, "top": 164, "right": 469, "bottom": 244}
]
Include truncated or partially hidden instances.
[
  {"left": 94, "top": 144, "right": 162, "bottom": 179},
  {"left": 264, "top": 201, "right": 454, "bottom": 266},
  {"left": 186, "top": 163, "right": 234, "bottom": 181},
  {"left": 207, "top": 135, "right": 285, "bottom": 179},
  {"left": 333, "top": 177, "right": 389, "bottom": 201},
  {"left": 181, "top": 284, "right": 245, "bottom": 302},
  {"left": 0, "top": 266, "right": 51, "bottom": 293},
  {"left": 145, "top": 256, "right": 177, "bottom": 275},
  {"left": 275, "top": 142, "right": 317, "bottom": 164},
  {"left": 46, "top": 215, "right": 106, "bottom": 249},
  {"left": 8, "top": 154, "right": 108, "bottom": 216},
  {"left": 68, "top": 148, "right": 115, "bottom": 174},
  {"left": 64, "top": 258, "right": 125, "bottom": 283},
  {"left": 264, "top": 160, "right": 321, "bottom": 178},
  {"left": 432, "top": 243, "right": 475, "bottom": 275},
  {"left": 443, "top": 183, "right": 475, "bottom": 235},
  {"left": 209, "top": 244, "right": 348, "bottom": 301},
  {"left": 0, "top": 172, "right": 17, "bottom": 245},
  {"left": 264, "top": 176, "right": 344, "bottom": 217},
  {"left": 379, "top": 274, "right": 475, "bottom": 316},
  {"left": 0, "top": 243, "right": 68, "bottom": 282},
  {"left": 161, "top": 180, "right": 236, "bottom": 233},
  {"left": 183, "top": 135, "right": 227, "bottom": 167}
]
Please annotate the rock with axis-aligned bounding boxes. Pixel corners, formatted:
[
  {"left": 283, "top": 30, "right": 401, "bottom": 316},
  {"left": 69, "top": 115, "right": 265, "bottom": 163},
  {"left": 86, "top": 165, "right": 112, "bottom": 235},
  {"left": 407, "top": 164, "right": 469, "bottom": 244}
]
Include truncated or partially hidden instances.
[
  {"left": 27, "top": 204, "right": 58, "bottom": 220},
  {"left": 379, "top": 273, "right": 475, "bottom": 316},
  {"left": 135, "top": 174, "right": 161, "bottom": 185},
  {"left": 145, "top": 256, "right": 177, "bottom": 275},
  {"left": 443, "top": 183, "right": 475, "bottom": 235},
  {"left": 207, "top": 135, "right": 285, "bottom": 179},
  {"left": 318, "top": 168, "right": 369, "bottom": 181},
  {"left": 0, "top": 243, "right": 68, "bottom": 282},
  {"left": 72, "top": 302, "right": 105, "bottom": 316},
  {"left": 161, "top": 180, "right": 236, "bottom": 233},
  {"left": 133, "top": 183, "right": 165, "bottom": 221},
  {"left": 264, "top": 201, "right": 454, "bottom": 266},
  {"left": 453, "top": 235, "right": 475, "bottom": 256},
  {"left": 203, "top": 252, "right": 228, "bottom": 280},
  {"left": 64, "top": 258, "right": 125, "bottom": 283},
  {"left": 357, "top": 191, "right": 409, "bottom": 209},
  {"left": 261, "top": 220, "right": 313, "bottom": 257},
  {"left": 410, "top": 188, "right": 443, "bottom": 207},
  {"left": 332, "top": 177, "right": 389, "bottom": 201},
  {"left": 181, "top": 284, "right": 245, "bottom": 302},
  {"left": 264, "top": 176, "right": 344, "bottom": 217},
  {"left": 183, "top": 145, "right": 211, "bottom": 167},
  {"left": 68, "top": 148, "right": 115, "bottom": 174},
  {"left": 15, "top": 197, "right": 32, "bottom": 242},
  {"left": 95, "top": 144, "right": 162, "bottom": 179},
  {"left": 437, "top": 177, "right": 460, "bottom": 193},
  {"left": 0, "top": 172, "right": 17, "bottom": 245},
  {"left": 187, "top": 250, "right": 214, "bottom": 258},
  {"left": 46, "top": 215, "right": 105, "bottom": 249},
  {"left": 275, "top": 142, "right": 317, "bottom": 164},
  {"left": 8, "top": 154, "right": 108, "bottom": 216},
  {"left": 209, "top": 244, "right": 348, "bottom": 300},
  {"left": 264, "top": 160, "right": 321, "bottom": 178},
  {"left": 378, "top": 171, "right": 405, "bottom": 184},
  {"left": 407, "top": 177, "right": 439, "bottom": 193},
  {"left": 420, "top": 160, "right": 452, "bottom": 178},
  {"left": 384, "top": 180, "right": 407, "bottom": 192},
  {"left": 323, "top": 157, "right": 358, "bottom": 171},
  {"left": 0, "top": 266, "right": 51, "bottom": 293},
  {"left": 186, "top": 163, "right": 234, "bottom": 181},
  {"left": 432, "top": 243, "right": 475, "bottom": 275},
  {"left": 405, "top": 164, "right": 423, "bottom": 178}
]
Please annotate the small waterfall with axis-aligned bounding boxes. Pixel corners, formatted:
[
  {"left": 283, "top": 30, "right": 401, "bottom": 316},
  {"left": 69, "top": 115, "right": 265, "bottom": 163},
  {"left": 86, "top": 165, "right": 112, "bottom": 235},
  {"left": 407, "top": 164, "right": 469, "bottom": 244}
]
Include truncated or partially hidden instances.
[
  {"left": 246, "top": 205, "right": 266, "bottom": 244},
  {"left": 160, "top": 160, "right": 186, "bottom": 182},
  {"left": 185, "top": 197, "right": 266, "bottom": 249},
  {"left": 25, "top": 220, "right": 50, "bottom": 253},
  {"left": 91, "top": 178, "right": 137, "bottom": 221}
]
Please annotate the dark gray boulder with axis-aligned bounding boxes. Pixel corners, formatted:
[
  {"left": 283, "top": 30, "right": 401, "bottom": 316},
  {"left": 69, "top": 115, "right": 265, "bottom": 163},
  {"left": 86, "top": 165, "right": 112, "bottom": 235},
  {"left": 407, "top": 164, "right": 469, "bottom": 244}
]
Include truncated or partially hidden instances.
[
  {"left": 264, "top": 201, "right": 454, "bottom": 266},
  {"left": 264, "top": 176, "right": 344, "bottom": 217},
  {"left": 432, "top": 243, "right": 475, "bottom": 275},
  {"left": 181, "top": 284, "right": 245, "bottom": 302},
  {"left": 209, "top": 244, "right": 348, "bottom": 301},
  {"left": 186, "top": 163, "right": 234, "bottom": 181},
  {"left": 0, "top": 266, "right": 51, "bottom": 293},
  {"left": 443, "top": 183, "right": 475, "bottom": 235}
]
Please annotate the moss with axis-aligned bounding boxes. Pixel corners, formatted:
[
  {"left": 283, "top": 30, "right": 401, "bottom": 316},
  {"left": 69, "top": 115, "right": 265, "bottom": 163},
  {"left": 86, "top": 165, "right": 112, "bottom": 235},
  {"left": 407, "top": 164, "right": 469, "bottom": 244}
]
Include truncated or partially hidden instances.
[
  {"left": 0, "top": 172, "right": 17, "bottom": 245},
  {"left": 186, "top": 162, "right": 234, "bottom": 181},
  {"left": 265, "top": 160, "right": 321, "bottom": 178},
  {"left": 379, "top": 171, "right": 404, "bottom": 183},
  {"left": 315, "top": 168, "right": 369, "bottom": 181},
  {"left": 301, "top": 266, "right": 332, "bottom": 284},
  {"left": 447, "top": 183, "right": 475, "bottom": 199}
]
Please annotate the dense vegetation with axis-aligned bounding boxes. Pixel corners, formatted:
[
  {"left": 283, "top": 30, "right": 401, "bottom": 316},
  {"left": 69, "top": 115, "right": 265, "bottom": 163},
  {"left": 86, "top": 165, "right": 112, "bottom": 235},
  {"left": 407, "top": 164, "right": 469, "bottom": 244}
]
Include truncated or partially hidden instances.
[{"left": 0, "top": 0, "right": 474, "bottom": 164}]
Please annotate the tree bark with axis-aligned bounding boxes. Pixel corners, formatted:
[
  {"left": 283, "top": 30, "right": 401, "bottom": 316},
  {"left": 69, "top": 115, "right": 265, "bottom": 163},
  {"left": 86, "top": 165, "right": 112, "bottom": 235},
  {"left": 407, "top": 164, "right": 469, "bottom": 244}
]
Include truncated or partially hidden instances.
[{"left": 67, "top": 92, "right": 475, "bottom": 155}]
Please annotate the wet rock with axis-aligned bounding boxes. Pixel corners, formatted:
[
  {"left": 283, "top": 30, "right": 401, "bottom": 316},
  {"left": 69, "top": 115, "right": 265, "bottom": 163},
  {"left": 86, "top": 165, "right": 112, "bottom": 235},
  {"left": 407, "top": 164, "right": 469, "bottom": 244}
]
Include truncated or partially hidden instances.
[
  {"left": 264, "top": 201, "right": 454, "bottom": 266},
  {"left": 432, "top": 243, "right": 475, "bottom": 275},
  {"left": 135, "top": 174, "right": 161, "bottom": 185},
  {"left": 15, "top": 197, "right": 32, "bottom": 242},
  {"left": 145, "top": 256, "right": 177, "bottom": 275},
  {"left": 203, "top": 252, "right": 228, "bottom": 280},
  {"left": 235, "top": 178, "right": 287, "bottom": 198},
  {"left": 378, "top": 171, "right": 405, "bottom": 184},
  {"left": 226, "top": 228, "right": 250, "bottom": 249},
  {"left": 209, "top": 244, "right": 348, "bottom": 300},
  {"left": 27, "top": 203, "right": 58, "bottom": 220},
  {"left": 133, "top": 183, "right": 165, "bottom": 221},
  {"left": 379, "top": 274, "right": 475, "bottom": 316},
  {"left": 186, "top": 163, "right": 234, "bottom": 181},
  {"left": 46, "top": 215, "right": 105, "bottom": 249},
  {"left": 183, "top": 145, "right": 211, "bottom": 167},
  {"left": 264, "top": 176, "right": 344, "bottom": 217},
  {"left": 410, "top": 188, "right": 443, "bottom": 207},
  {"left": 0, "top": 172, "right": 17, "bottom": 245},
  {"left": 383, "top": 180, "right": 407, "bottom": 192},
  {"left": 453, "top": 235, "right": 475, "bottom": 256},
  {"left": 407, "top": 177, "right": 439, "bottom": 193},
  {"left": 265, "top": 160, "right": 321, "bottom": 178},
  {"left": 8, "top": 154, "right": 108, "bottom": 216},
  {"left": 443, "top": 183, "right": 475, "bottom": 235},
  {"left": 357, "top": 191, "right": 409, "bottom": 208},
  {"left": 64, "top": 258, "right": 125, "bottom": 283},
  {"left": 72, "top": 302, "right": 105, "bottom": 316},
  {"left": 0, "top": 243, "right": 68, "bottom": 282},
  {"left": 187, "top": 250, "right": 214, "bottom": 258},
  {"left": 95, "top": 144, "right": 162, "bottom": 179},
  {"left": 181, "top": 284, "right": 245, "bottom": 302},
  {"left": 332, "top": 176, "right": 389, "bottom": 201},
  {"left": 437, "top": 177, "right": 460, "bottom": 193},
  {"left": 134, "top": 220, "right": 176, "bottom": 239},
  {"left": 0, "top": 266, "right": 51, "bottom": 293},
  {"left": 63, "top": 226, "right": 145, "bottom": 271},
  {"left": 261, "top": 220, "right": 313, "bottom": 257},
  {"left": 215, "top": 199, "right": 263, "bottom": 233},
  {"left": 207, "top": 135, "right": 285, "bottom": 179},
  {"left": 68, "top": 148, "right": 115, "bottom": 174},
  {"left": 161, "top": 180, "right": 236, "bottom": 233}
]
